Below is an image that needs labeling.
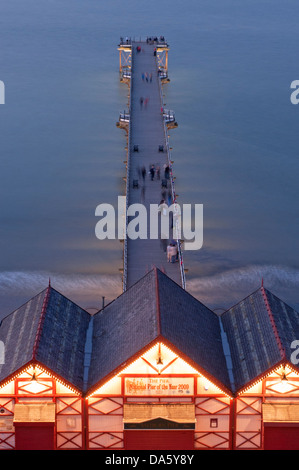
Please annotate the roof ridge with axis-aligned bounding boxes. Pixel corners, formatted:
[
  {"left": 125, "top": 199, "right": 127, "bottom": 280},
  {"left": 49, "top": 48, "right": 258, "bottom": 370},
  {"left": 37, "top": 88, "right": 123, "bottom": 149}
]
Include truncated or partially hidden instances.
[
  {"left": 155, "top": 267, "right": 220, "bottom": 318},
  {"left": 32, "top": 284, "right": 51, "bottom": 360},
  {"left": 221, "top": 286, "right": 262, "bottom": 315},
  {"left": 261, "top": 286, "right": 285, "bottom": 361},
  {"left": 0, "top": 287, "right": 49, "bottom": 325},
  {"left": 154, "top": 267, "right": 161, "bottom": 336},
  {"left": 48, "top": 285, "right": 91, "bottom": 314},
  {"left": 93, "top": 268, "right": 158, "bottom": 319}
]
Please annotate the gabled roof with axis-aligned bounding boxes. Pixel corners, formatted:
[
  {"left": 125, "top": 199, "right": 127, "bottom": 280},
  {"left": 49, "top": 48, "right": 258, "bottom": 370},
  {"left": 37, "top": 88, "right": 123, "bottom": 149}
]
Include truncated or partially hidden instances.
[
  {"left": 87, "top": 267, "right": 231, "bottom": 394},
  {"left": 265, "top": 288, "right": 299, "bottom": 363},
  {"left": 221, "top": 286, "right": 299, "bottom": 393},
  {"left": 1, "top": 270, "right": 298, "bottom": 397},
  {"left": 0, "top": 285, "right": 90, "bottom": 391}
]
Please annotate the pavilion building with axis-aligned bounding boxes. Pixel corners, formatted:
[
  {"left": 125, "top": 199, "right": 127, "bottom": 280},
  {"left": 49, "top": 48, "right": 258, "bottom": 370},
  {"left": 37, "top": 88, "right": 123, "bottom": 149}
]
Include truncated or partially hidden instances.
[{"left": 0, "top": 267, "right": 299, "bottom": 450}]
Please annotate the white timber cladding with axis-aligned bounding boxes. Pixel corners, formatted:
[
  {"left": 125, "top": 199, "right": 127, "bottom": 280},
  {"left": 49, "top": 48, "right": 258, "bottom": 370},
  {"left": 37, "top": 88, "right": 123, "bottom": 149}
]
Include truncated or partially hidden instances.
[
  {"left": 86, "top": 343, "right": 233, "bottom": 449},
  {"left": 194, "top": 397, "right": 230, "bottom": 449},
  {"left": 234, "top": 395, "right": 262, "bottom": 450},
  {"left": 233, "top": 366, "right": 299, "bottom": 450},
  {"left": 1, "top": 356, "right": 299, "bottom": 449},
  {"left": 56, "top": 396, "right": 83, "bottom": 449},
  {"left": 0, "top": 365, "right": 84, "bottom": 450},
  {"left": 89, "top": 432, "right": 123, "bottom": 449},
  {"left": 0, "top": 396, "right": 14, "bottom": 450}
]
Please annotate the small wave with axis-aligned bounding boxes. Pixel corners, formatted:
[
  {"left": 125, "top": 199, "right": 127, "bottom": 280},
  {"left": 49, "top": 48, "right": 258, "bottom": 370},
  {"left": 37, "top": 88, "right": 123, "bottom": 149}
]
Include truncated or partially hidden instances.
[{"left": 186, "top": 265, "right": 299, "bottom": 311}]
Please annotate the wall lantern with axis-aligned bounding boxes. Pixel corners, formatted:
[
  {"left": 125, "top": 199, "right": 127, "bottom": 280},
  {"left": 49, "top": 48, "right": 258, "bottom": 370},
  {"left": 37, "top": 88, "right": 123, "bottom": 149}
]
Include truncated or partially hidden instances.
[
  {"left": 22, "top": 368, "right": 46, "bottom": 394},
  {"left": 156, "top": 345, "right": 164, "bottom": 374},
  {"left": 279, "top": 368, "right": 289, "bottom": 393}
]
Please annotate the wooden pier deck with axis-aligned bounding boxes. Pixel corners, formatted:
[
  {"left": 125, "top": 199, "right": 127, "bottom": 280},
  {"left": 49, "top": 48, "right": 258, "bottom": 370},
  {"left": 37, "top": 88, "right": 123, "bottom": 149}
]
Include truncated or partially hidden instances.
[{"left": 118, "top": 38, "right": 185, "bottom": 291}]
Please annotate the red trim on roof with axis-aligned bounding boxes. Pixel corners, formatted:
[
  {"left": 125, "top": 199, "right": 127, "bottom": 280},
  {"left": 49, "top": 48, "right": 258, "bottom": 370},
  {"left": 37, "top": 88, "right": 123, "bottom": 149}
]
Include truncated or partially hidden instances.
[
  {"left": 261, "top": 287, "right": 285, "bottom": 361},
  {"left": 235, "top": 359, "right": 285, "bottom": 395},
  {"left": 86, "top": 337, "right": 162, "bottom": 397},
  {"left": 32, "top": 285, "right": 51, "bottom": 360},
  {"left": 154, "top": 267, "right": 161, "bottom": 336},
  {"left": 33, "top": 360, "right": 82, "bottom": 395},
  {"left": 0, "top": 360, "right": 82, "bottom": 395},
  {"left": 235, "top": 359, "right": 299, "bottom": 395},
  {"left": 160, "top": 337, "right": 233, "bottom": 397},
  {"left": 86, "top": 334, "right": 233, "bottom": 398}
]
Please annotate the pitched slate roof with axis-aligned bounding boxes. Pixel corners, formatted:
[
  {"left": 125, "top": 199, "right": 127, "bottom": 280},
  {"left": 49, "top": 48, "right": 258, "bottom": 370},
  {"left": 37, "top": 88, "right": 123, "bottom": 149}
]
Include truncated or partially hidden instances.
[
  {"left": 0, "top": 288, "right": 47, "bottom": 383},
  {"left": 221, "top": 286, "right": 299, "bottom": 393},
  {"left": 87, "top": 268, "right": 231, "bottom": 394},
  {"left": 1, "top": 270, "right": 298, "bottom": 397},
  {"left": 0, "top": 285, "right": 90, "bottom": 391},
  {"left": 265, "top": 288, "right": 299, "bottom": 363}
]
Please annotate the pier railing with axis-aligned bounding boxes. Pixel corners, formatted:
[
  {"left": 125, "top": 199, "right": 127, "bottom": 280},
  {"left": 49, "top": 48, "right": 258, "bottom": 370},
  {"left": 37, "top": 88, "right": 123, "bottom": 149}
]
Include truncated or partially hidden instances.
[
  {"left": 119, "top": 36, "right": 168, "bottom": 47},
  {"left": 156, "top": 62, "right": 186, "bottom": 290},
  {"left": 119, "top": 38, "right": 185, "bottom": 291},
  {"left": 163, "top": 109, "right": 176, "bottom": 124},
  {"left": 122, "top": 57, "right": 134, "bottom": 292},
  {"left": 119, "top": 111, "right": 130, "bottom": 123}
]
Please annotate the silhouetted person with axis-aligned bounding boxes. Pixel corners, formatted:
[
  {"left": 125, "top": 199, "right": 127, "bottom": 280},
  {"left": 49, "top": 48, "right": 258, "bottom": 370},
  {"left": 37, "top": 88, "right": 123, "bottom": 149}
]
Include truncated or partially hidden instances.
[{"left": 150, "top": 165, "right": 155, "bottom": 180}]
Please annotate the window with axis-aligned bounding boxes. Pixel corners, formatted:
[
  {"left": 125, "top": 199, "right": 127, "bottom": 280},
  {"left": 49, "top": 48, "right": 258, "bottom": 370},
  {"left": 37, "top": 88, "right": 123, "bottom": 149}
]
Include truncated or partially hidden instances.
[{"left": 210, "top": 418, "right": 218, "bottom": 428}]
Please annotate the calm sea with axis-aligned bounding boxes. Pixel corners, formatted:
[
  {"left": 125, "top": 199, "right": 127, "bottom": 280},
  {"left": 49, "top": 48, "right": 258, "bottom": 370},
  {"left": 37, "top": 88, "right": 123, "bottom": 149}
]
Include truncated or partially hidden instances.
[{"left": 0, "top": 0, "right": 298, "bottom": 316}]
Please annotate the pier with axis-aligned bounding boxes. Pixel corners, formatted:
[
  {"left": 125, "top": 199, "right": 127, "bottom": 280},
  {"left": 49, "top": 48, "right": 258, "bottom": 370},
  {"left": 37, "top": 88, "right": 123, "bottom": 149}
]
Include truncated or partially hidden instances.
[{"left": 117, "top": 37, "right": 186, "bottom": 291}]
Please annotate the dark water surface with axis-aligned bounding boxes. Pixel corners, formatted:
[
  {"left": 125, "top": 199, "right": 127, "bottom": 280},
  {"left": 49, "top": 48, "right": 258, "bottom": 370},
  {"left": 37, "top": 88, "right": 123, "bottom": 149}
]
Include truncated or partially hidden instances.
[{"left": 0, "top": 0, "right": 298, "bottom": 316}]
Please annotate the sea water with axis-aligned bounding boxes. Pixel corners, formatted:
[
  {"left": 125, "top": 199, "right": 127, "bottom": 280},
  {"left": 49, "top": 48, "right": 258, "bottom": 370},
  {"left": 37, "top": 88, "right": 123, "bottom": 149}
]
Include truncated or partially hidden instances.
[{"left": 0, "top": 0, "right": 298, "bottom": 315}]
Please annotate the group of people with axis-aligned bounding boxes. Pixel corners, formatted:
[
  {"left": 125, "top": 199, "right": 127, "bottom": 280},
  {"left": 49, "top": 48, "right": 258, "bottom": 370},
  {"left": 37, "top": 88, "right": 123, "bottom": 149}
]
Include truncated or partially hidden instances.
[
  {"left": 138, "top": 164, "right": 160, "bottom": 182},
  {"left": 139, "top": 96, "right": 150, "bottom": 108},
  {"left": 138, "top": 163, "right": 170, "bottom": 182},
  {"left": 149, "top": 164, "right": 160, "bottom": 181},
  {"left": 142, "top": 72, "right": 153, "bottom": 83},
  {"left": 158, "top": 199, "right": 179, "bottom": 264},
  {"left": 164, "top": 164, "right": 170, "bottom": 179},
  {"left": 167, "top": 242, "right": 178, "bottom": 263},
  {"left": 146, "top": 36, "right": 165, "bottom": 44}
]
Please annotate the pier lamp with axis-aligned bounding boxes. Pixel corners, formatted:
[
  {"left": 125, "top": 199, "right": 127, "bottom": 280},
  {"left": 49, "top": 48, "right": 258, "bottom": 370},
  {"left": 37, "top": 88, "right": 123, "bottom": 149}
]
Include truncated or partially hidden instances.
[
  {"left": 272, "top": 366, "right": 291, "bottom": 394},
  {"left": 156, "top": 345, "right": 164, "bottom": 374},
  {"left": 23, "top": 367, "right": 45, "bottom": 394},
  {"left": 279, "top": 368, "right": 289, "bottom": 392}
]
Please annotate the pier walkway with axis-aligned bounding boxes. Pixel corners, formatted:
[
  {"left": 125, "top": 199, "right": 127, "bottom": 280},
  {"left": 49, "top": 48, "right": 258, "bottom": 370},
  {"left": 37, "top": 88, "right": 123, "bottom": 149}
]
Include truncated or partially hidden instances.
[{"left": 117, "top": 38, "right": 185, "bottom": 291}]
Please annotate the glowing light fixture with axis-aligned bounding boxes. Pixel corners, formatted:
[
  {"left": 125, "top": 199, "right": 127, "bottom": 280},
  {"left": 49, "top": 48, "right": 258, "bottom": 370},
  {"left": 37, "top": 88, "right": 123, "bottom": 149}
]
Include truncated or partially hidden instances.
[
  {"left": 23, "top": 368, "right": 46, "bottom": 394},
  {"left": 279, "top": 369, "right": 289, "bottom": 393},
  {"left": 156, "top": 345, "right": 164, "bottom": 374},
  {"left": 281, "top": 370, "right": 288, "bottom": 383},
  {"left": 269, "top": 367, "right": 292, "bottom": 394}
]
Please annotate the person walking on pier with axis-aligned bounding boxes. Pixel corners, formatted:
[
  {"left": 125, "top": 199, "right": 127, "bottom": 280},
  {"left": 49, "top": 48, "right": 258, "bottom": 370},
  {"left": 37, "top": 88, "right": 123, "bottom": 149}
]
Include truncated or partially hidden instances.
[
  {"left": 141, "top": 166, "right": 146, "bottom": 181},
  {"left": 164, "top": 164, "right": 170, "bottom": 179},
  {"left": 156, "top": 165, "right": 160, "bottom": 180},
  {"left": 167, "top": 243, "right": 178, "bottom": 263},
  {"left": 150, "top": 165, "right": 155, "bottom": 181}
]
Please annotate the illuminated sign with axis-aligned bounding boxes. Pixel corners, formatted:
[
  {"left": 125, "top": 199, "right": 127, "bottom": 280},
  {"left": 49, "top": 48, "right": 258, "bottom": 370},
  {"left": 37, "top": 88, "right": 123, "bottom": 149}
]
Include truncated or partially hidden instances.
[{"left": 124, "top": 377, "right": 194, "bottom": 396}]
